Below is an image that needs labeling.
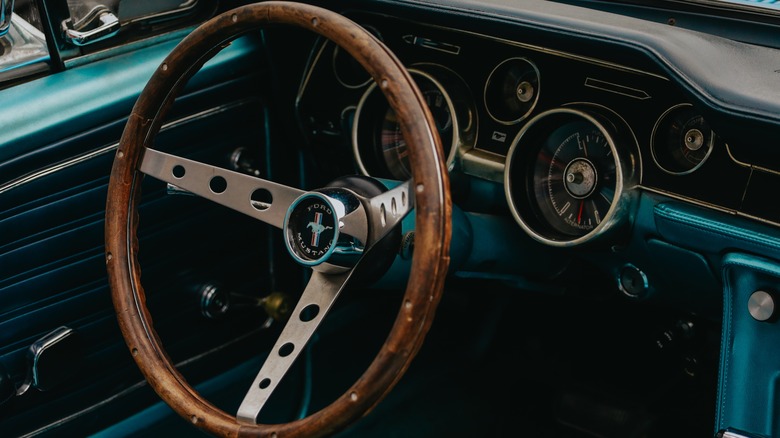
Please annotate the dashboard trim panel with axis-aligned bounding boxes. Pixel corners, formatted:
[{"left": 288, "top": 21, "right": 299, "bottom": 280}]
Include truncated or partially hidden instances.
[{"left": 0, "top": 99, "right": 257, "bottom": 196}]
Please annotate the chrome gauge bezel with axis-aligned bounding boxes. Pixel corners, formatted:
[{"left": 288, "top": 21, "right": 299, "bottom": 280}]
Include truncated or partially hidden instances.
[
  {"left": 504, "top": 107, "right": 637, "bottom": 247},
  {"left": 331, "top": 25, "right": 383, "bottom": 89},
  {"left": 484, "top": 57, "right": 540, "bottom": 125},
  {"left": 650, "top": 103, "right": 715, "bottom": 176},
  {"left": 352, "top": 66, "right": 475, "bottom": 179}
]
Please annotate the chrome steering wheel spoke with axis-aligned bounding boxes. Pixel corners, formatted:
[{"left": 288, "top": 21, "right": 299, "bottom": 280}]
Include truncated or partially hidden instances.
[
  {"left": 237, "top": 270, "right": 350, "bottom": 424},
  {"left": 363, "top": 180, "right": 414, "bottom": 244},
  {"left": 139, "top": 147, "right": 304, "bottom": 229}
]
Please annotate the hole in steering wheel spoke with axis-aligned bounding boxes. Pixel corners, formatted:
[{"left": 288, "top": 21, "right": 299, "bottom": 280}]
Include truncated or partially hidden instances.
[
  {"left": 251, "top": 189, "right": 273, "bottom": 211},
  {"left": 172, "top": 165, "right": 185, "bottom": 178},
  {"left": 300, "top": 304, "right": 320, "bottom": 322},
  {"left": 259, "top": 378, "right": 271, "bottom": 389},
  {"left": 209, "top": 176, "right": 227, "bottom": 194},
  {"left": 278, "top": 342, "right": 295, "bottom": 357}
]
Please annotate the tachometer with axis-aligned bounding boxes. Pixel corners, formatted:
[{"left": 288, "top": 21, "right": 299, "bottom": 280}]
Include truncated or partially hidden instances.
[{"left": 505, "top": 107, "right": 638, "bottom": 246}]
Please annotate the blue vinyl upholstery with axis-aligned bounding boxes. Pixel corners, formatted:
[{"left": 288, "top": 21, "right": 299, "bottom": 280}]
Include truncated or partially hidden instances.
[{"left": 719, "top": 253, "right": 780, "bottom": 436}]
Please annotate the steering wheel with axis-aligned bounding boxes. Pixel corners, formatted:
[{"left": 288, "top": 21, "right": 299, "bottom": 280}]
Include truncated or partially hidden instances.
[{"left": 105, "top": 2, "right": 451, "bottom": 436}]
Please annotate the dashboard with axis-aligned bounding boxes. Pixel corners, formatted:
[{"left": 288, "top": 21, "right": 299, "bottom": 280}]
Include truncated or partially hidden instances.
[
  {"left": 296, "top": 8, "right": 774, "bottom": 249},
  {"left": 291, "top": 7, "right": 780, "bottom": 431},
  {"left": 281, "top": 2, "right": 780, "bottom": 435},
  {"left": 293, "top": 0, "right": 780, "bottom": 318}
]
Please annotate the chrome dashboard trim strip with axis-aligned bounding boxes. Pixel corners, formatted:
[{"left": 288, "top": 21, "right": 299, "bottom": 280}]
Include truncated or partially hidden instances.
[
  {"left": 483, "top": 32, "right": 668, "bottom": 81},
  {"left": 378, "top": 13, "right": 669, "bottom": 80},
  {"left": 460, "top": 148, "right": 504, "bottom": 182},
  {"left": 639, "top": 185, "right": 735, "bottom": 216},
  {"left": 725, "top": 143, "right": 780, "bottom": 177},
  {"left": 640, "top": 184, "right": 780, "bottom": 234},
  {"left": 726, "top": 143, "right": 751, "bottom": 169},
  {"left": 584, "top": 78, "right": 651, "bottom": 100},
  {"left": 636, "top": 185, "right": 780, "bottom": 230}
]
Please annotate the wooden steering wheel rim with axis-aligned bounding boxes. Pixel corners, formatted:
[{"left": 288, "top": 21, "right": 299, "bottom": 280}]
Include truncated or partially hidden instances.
[{"left": 105, "top": 2, "right": 451, "bottom": 437}]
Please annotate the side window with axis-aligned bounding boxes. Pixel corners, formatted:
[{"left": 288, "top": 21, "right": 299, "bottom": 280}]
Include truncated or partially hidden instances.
[
  {"left": 0, "top": 0, "right": 214, "bottom": 86},
  {"left": 61, "top": 0, "right": 204, "bottom": 46},
  {"left": 0, "top": 0, "right": 50, "bottom": 84}
]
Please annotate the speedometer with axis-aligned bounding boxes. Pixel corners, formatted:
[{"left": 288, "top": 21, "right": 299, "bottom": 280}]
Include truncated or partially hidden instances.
[{"left": 505, "top": 107, "right": 638, "bottom": 246}]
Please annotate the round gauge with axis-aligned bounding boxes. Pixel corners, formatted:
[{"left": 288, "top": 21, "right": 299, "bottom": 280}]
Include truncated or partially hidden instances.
[
  {"left": 505, "top": 107, "right": 637, "bottom": 246},
  {"left": 377, "top": 86, "right": 454, "bottom": 179},
  {"left": 651, "top": 104, "right": 714, "bottom": 175},
  {"left": 353, "top": 67, "right": 475, "bottom": 180},
  {"left": 484, "top": 58, "right": 540, "bottom": 124},
  {"left": 332, "top": 25, "right": 382, "bottom": 88}
]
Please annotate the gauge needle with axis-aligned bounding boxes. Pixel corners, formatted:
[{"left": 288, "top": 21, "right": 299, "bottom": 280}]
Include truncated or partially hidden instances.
[
  {"left": 579, "top": 135, "right": 588, "bottom": 157},
  {"left": 577, "top": 200, "right": 584, "bottom": 224}
]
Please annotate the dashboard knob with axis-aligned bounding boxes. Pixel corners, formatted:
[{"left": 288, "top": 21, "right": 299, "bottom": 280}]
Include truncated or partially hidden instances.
[
  {"left": 748, "top": 290, "right": 775, "bottom": 322},
  {"left": 618, "top": 264, "right": 649, "bottom": 298}
]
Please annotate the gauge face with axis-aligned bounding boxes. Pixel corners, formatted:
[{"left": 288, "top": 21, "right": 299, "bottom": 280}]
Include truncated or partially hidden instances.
[
  {"left": 484, "top": 58, "right": 540, "bottom": 124},
  {"left": 379, "top": 87, "right": 453, "bottom": 179},
  {"left": 353, "top": 69, "right": 469, "bottom": 180},
  {"left": 652, "top": 105, "right": 714, "bottom": 175},
  {"left": 532, "top": 121, "right": 616, "bottom": 237},
  {"left": 505, "top": 108, "right": 633, "bottom": 246}
]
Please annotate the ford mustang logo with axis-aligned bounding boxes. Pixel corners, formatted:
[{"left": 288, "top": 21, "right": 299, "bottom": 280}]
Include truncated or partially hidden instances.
[
  {"left": 307, "top": 213, "right": 334, "bottom": 247},
  {"left": 283, "top": 194, "right": 339, "bottom": 264}
]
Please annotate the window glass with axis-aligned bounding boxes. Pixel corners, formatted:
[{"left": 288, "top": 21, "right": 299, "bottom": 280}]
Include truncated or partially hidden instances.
[
  {"left": 0, "top": 0, "right": 49, "bottom": 83},
  {"left": 1, "top": 0, "right": 210, "bottom": 84},
  {"left": 118, "top": 0, "right": 199, "bottom": 25},
  {"left": 62, "top": 0, "right": 201, "bottom": 40},
  {"left": 15, "top": 0, "right": 44, "bottom": 32}
]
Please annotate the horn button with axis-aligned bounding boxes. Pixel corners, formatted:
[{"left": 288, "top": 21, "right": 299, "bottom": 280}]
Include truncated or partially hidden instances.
[{"left": 283, "top": 189, "right": 367, "bottom": 273}]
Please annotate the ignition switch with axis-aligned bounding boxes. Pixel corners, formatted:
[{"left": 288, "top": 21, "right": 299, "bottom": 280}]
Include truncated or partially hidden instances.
[{"left": 197, "top": 283, "right": 292, "bottom": 321}]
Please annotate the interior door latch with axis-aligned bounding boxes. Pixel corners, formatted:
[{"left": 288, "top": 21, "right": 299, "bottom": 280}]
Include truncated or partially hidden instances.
[{"left": 61, "top": 6, "right": 119, "bottom": 46}]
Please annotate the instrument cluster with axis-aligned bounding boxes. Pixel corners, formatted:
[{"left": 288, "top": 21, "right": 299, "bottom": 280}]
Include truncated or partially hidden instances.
[{"left": 297, "top": 12, "right": 753, "bottom": 248}]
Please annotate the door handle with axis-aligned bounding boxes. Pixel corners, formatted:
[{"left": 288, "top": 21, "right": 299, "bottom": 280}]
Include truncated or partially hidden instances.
[{"left": 61, "top": 10, "right": 119, "bottom": 46}]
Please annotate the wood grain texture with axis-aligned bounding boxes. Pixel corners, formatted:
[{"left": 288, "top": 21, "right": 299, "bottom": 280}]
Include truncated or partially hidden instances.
[{"left": 105, "top": 2, "right": 451, "bottom": 436}]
